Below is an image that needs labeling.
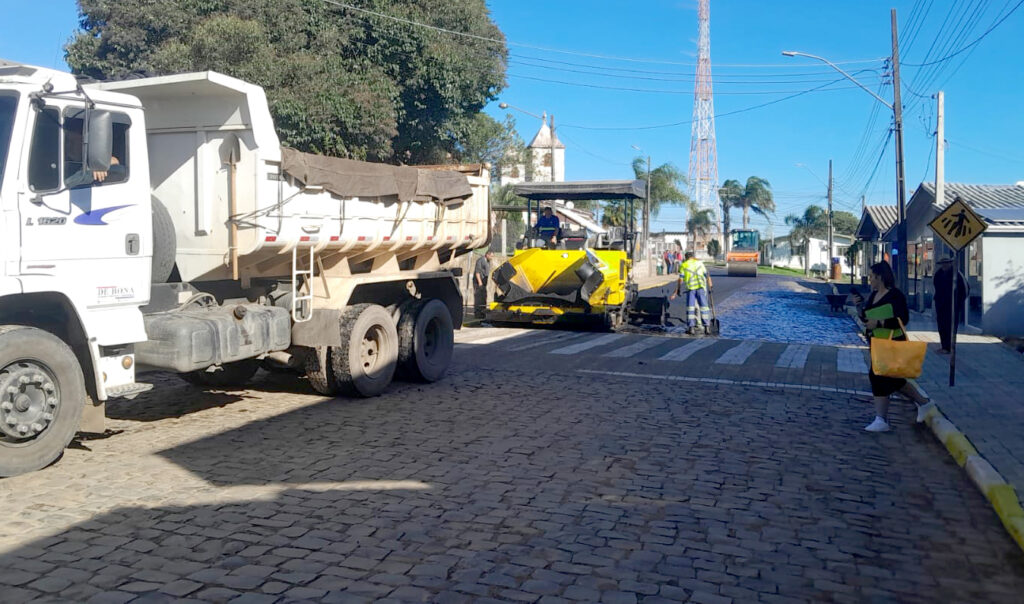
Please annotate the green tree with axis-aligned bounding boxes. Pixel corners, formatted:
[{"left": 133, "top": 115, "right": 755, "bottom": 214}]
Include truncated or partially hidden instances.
[
  {"left": 66, "top": 0, "right": 507, "bottom": 163},
  {"left": 717, "top": 179, "right": 742, "bottom": 249},
  {"left": 686, "top": 209, "right": 715, "bottom": 254},
  {"left": 631, "top": 157, "right": 689, "bottom": 218},
  {"left": 785, "top": 205, "right": 827, "bottom": 276},
  {"left": 706, "top": 238, "right": 721, "bottom": 259},
  {"left": 832, "top": 210, "right": 860, "bottom": 235},
  {"left": 719, "top": 176, "right": 775, "bottom": 231}
]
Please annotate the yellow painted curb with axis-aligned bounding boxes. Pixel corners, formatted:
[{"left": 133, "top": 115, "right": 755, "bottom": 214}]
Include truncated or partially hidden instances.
[
  {"left": 927, "top": 407, "right": 1024, "bottom": 554},
  {"left": 1004, "top": 516, "right": 1024, "bottom": 552}
]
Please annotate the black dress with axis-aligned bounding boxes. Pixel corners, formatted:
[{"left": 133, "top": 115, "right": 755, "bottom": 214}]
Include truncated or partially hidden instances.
[{"left": 861, "top": 288, "right": 910, "bottom": 397}]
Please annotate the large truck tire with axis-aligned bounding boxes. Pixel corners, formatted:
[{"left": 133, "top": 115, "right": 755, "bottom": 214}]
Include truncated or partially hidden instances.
[
  {"left": 180, "top": 360, "right": 260, "bottom": 388},
  {"left": 332, "top": 304, "right": 398, "bottom": 398},
  {"left": 151, "top": 197, "right": 177, "bottom": 283},
  {"left": 304, "top": 346, "right": 340, "bottom": 396},
  {"left": 0, "top": 326, "right": 86, "bottom": 477},
  {"left": 397, "top": 299, "right": 454, "bottom": 383}
]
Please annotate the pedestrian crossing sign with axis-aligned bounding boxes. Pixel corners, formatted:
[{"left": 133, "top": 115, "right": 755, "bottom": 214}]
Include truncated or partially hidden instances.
[{"left": 929, "top": 198, "right": 987, "bottom": 251}]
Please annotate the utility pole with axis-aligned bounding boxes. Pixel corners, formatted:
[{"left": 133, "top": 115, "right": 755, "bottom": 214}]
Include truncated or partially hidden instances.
[
  {"left": 934, "top": 91, "right": 945, "bottom": 315},
  {"left": 891, "top": 8, "right": 909, "bottom": 294},
  {"left": 827, "top": 159, "right": 834, "bottom": 282},
  {"left": 644, "top": 154, "right": 651, "bottom": 260}
]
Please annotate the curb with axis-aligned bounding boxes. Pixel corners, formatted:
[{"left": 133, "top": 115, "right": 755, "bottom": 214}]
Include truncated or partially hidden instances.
[{"left": 922, "top": 404, "right": 1024, "bottom": 552}]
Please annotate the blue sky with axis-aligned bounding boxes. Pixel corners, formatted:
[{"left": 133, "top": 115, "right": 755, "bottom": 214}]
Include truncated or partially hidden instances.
[{"left": 4, "top": 1, "right": 1023, "bottom": 235}]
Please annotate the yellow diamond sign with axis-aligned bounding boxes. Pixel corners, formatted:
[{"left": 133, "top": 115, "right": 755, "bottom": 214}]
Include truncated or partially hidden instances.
[{"left": 929, "top": 198, "right": 988, "bottom": 251}]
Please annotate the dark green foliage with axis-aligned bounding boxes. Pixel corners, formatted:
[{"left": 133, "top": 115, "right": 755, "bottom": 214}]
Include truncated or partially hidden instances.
[{"left": 67, "top": 0, "right": 507, "bottom": 162}]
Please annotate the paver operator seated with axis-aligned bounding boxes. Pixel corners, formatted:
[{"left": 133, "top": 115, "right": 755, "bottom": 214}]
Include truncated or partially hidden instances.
[
  {"left": 535, "top": 206, "right": 561, "bottom": 248},
  {"left": 670, "top": 251, "right": 713, "bottom": 335}
]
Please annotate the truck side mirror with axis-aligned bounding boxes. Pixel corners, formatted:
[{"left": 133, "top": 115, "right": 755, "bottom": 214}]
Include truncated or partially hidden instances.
[{"left": 84, "top": 110, "right": 112, "bottom": 172}]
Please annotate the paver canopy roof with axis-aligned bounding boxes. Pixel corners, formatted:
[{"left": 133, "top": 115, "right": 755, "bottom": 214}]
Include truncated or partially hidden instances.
[{"left": 511, "top": 180, "right": 647, "bottom": 201}]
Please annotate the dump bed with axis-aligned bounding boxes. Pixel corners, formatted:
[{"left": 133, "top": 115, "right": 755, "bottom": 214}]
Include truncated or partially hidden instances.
[{"left": 92, "top": 72, "right": 488, "bottom": 283}]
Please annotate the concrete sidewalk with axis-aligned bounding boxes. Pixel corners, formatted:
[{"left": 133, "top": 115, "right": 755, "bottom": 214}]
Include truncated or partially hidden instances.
[{"left": 906, "top": 321, "right": 1024, "bottom": 495}]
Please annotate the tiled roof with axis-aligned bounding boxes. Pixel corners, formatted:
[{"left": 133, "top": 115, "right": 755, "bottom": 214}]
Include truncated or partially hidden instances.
[{"left": 920, "top": 182, "right": 1024, "bottom": 210}]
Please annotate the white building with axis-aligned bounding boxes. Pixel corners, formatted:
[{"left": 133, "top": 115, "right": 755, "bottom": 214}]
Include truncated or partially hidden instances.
[
  {"left": 769, "top": 234, "right": 857, "bottom": 277},
  {"left": 499, "top": 114, "right": 565, "bottom": 186},
  {"left": 892, "top": 182, "right": 1024, "bottom": 337}
]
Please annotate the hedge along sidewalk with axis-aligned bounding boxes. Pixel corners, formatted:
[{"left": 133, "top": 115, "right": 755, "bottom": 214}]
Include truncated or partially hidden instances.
[{"left": 908, "top": 322, "right": 1024, "bottom": 553}]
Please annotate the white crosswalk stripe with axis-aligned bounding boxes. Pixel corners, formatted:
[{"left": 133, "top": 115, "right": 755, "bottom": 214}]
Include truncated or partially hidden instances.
[
  {"left": 775, "top": 344, "right": 811, "bottom": 369},
  {"left": 837, "top": 348, "right": 869, "bottom": 373},
  {"left": 602, "top": 336, "right": 668, "bottom": 358},
  {"left": 506, "top": 331, "right": 589, "bottom": 352},
  {"left": 550, "top": 333, "right": 626, "bottom": 355},
  {"left": 657, "top": 338, "right": 717, "bottom": 361},
  {"left": 715, "top": 340, "right": 762, "bottom": 365}
]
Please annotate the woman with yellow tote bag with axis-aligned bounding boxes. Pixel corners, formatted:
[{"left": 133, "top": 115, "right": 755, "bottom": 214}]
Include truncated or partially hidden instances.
[{"left": 850, "top": 262, "right": 933, "bottom": 432}]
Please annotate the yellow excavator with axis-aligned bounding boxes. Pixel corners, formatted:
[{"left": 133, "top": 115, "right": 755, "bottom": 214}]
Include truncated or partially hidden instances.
[{"left": 487, "top": 180, "right": 648, "bottom": 329}]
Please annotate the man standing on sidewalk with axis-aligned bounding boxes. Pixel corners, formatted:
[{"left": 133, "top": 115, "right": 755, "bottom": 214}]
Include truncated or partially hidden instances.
[
  {"left": 473, "top": 250, "right": 494, "bottom": 320},
  {"left": 933, "top": 254, "right": 968, "bottom": 354},
  {"left": 670, "top": 252, "right": 713, "bottom": 335}
]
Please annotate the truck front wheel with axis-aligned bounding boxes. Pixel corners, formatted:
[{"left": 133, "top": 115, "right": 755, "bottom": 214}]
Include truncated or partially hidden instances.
[
  {"left": 332, "top": 304, "right": 398, "bottom": 397},
  {"left": 0, "top": 326, "right": 86, "bottom": 477}
]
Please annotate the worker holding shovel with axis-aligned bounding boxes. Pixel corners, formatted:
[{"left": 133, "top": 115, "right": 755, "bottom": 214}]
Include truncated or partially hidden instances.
[{"left": 670, "top": 252, "right": 713, "bottom": 335}]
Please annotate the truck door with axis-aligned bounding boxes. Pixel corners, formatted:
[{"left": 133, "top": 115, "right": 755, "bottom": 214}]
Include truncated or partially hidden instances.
[{"left": 20, "top": 103, "right": 148, "bottom": 309}]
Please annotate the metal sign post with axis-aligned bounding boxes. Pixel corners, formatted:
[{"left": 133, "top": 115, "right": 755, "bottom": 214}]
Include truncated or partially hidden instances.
[{"left": 928, "top": 196, "right": 987, "bottom": 387}]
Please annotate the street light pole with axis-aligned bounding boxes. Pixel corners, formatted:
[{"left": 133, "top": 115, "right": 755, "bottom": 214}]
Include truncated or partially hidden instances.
[
  {"left": 783, "top": 10, "right": 910, "bottom": 293},
  {"left": 632, "top": 145, "right": 652, "bottom": 261}
]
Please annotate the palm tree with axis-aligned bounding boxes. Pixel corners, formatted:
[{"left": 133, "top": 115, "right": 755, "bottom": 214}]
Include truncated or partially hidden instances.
[
  {"left": 720, "top": 176, "right": 775, "bottom": 229},
  {"left": 785, "top": 205, "right": 827, "bottom": 276},
  {"left": 631, "top": 158, "right": 690, "bottom": 219},
  {"left": 717, "top": 179, "right": 743, "bottom": 251},
  {"left": 686, "top": 209, "right": 715, "bottom": 254}
]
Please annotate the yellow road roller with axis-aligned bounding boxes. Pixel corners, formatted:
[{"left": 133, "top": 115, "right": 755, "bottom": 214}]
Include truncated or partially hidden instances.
[{"left": 487, "top": 180, "right": 647, "bottom": 330}]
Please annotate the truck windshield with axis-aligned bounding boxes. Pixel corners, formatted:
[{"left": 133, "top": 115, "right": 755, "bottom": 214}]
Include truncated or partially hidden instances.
[{"left": 0, "top": 93, "right": 16, "bottom": 191}]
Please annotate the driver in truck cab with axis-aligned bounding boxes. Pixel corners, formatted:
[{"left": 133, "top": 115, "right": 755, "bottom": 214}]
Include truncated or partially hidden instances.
[
  {"left": 536, "top": 206, "right": 560, "bottom": 248},
  {"left": 63, "top": 119, "right": 122, "bottom": 188}
]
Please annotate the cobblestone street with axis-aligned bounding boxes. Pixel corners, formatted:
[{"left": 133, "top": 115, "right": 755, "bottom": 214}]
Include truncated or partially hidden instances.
[{"left": 3, "top": 341, "right": 1024, "bottom": 602}]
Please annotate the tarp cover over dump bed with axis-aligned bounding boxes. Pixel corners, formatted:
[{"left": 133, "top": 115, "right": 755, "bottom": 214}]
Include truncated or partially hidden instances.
[{"left": 281, "top": 148, "right": 472, "bottom": 205}]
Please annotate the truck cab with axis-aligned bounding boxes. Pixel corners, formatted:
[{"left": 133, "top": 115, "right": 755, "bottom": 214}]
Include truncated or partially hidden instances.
[{"left": 0, "top": 62, "right": 151, "bottom": 475}]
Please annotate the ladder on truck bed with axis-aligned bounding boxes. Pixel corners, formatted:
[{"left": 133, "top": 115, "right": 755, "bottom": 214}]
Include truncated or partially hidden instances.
[{"left": 291, "top": 245, "right": 316, "bottom": 323}]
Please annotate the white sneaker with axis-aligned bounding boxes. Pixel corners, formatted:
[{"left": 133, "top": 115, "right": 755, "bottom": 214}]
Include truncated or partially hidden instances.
[
  {"left": 916, "top": 401, "right": 936, "bottom": 424},
  {"left": 864, "top": 417, "right": 891, "bottom": 432}
]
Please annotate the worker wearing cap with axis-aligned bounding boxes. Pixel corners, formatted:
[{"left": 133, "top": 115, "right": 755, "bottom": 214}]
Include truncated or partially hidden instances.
[
  {"left": 535, "top": 207, "right": 560, "bottom": 248},
  {"left": 670, "top": 251, "right": 713, "bottom": 335}
]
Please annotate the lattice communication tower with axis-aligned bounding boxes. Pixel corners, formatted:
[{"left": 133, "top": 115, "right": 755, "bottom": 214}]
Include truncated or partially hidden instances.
[{"left": 687, "top": 0, "right": 720, "bottom": 229}]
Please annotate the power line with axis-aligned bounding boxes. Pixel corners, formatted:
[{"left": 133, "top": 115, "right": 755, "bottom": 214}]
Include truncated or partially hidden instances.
[
  {"left": 509, "top": 72, "right": 877, "bottom": 96},
  {"left": 560, "top": 72, "right": 874, "bottom": 131},
  {"left": 508, "top": 56, "right": 885, "bottom": 85},
  {"left": 903, "top": 0, "right": 1024, "bottom": 66},
  {"left": 323, "top": 0, "right": 886, "bottom": 68}
]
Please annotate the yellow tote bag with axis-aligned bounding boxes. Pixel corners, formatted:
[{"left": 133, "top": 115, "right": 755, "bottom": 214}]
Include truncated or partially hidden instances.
[{"left": 870, "top": 318, "right": 927, "bottom": 378}]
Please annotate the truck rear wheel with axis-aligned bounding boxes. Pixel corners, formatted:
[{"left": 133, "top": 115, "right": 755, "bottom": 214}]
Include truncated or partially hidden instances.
[
  {"left": 304, "top": 346, "right": 340, "bottom": 396},
  {"left": 180, "top": 360, "right": 260, "bottom": 388},
  {"left": 332, "top": 304, "right": 398, "bottom": 397},
  {"left": 397, "top": 299, "right": 454, "bottom": 383},
  {"left": 0, "top": 326, "right": 86, "bottom": 477}
]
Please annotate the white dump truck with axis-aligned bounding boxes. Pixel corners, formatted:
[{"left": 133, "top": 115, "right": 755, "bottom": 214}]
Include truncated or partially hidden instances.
[{"left": 0, "top": 62, "right": 489, "bottom": 476}]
